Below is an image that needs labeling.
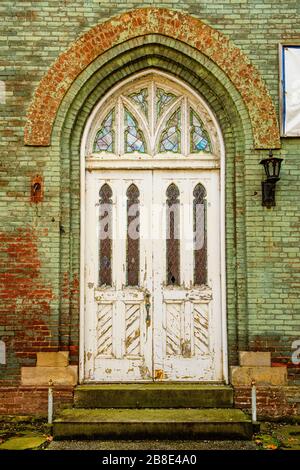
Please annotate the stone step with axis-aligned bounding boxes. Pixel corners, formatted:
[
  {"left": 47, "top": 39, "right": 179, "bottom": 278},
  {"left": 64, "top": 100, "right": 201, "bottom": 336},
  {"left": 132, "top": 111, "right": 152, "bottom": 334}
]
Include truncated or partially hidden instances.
[
  {"left": 54, "top": 408, "right": 253, "bottom": 440},
  {"left": 74, "top": 384, "right": 233, "bottom": 409}
]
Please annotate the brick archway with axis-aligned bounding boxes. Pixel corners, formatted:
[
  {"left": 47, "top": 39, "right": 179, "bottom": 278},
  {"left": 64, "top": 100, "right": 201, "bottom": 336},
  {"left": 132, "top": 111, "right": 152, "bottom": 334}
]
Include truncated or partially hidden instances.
[{"left": 24, "top": 8, "right": 280, "bottom": 149}]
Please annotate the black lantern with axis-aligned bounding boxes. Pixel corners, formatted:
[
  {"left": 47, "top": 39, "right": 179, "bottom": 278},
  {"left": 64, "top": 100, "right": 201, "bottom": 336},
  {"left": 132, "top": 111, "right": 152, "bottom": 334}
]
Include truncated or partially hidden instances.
[{"left": 259, "top": 150, "right": 283, "bottom": 208}]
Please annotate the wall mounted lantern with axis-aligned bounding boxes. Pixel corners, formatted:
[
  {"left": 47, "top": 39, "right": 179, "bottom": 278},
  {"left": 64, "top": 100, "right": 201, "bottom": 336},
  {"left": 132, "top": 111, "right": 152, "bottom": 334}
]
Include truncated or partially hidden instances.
[{"left": 260, "top": 150, "right": 283, "bottom": 208}]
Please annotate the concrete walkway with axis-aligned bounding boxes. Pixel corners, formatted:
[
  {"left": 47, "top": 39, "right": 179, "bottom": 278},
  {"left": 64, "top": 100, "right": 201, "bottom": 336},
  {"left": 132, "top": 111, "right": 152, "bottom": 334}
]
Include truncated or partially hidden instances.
[{"left": 48, "top": 439, "right": 257, "bottom": 450}]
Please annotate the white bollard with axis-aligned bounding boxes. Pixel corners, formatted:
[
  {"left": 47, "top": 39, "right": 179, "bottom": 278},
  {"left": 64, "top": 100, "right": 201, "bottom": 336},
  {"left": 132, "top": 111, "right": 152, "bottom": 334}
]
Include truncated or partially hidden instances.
[
  {"left": 251, "top": 379, "right": 257, "bottom": 423},
  {"left": 48, "top": 379, "right": 53, "bottom": 425}
]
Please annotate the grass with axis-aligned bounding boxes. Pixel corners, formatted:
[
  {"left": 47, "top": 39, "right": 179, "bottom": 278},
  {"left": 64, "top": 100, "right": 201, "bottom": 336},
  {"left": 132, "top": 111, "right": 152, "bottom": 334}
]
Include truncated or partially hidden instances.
[{"left": 0, "top": 415, "right": 52, "bottom": 450}]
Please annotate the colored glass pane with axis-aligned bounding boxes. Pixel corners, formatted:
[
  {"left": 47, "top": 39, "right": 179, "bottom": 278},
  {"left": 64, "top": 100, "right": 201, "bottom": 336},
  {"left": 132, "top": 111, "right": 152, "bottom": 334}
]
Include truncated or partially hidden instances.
[
  {"left": 190, "top": 109, "right": 211, "bottom": 152},
  {"left": 126, "top": 184, "right": 140, "bottom": 286},
  {"left": 159, "top": 109, "right": 181, "bottom": 153},
  {"left": 128, "top": 88, "right": 148, "bottom": 119},
  {"left": 166, "top": 183, "right": 180, "bottom": 285},
  {"left": 193, "top": 183, "right": 207, "bottom": 285},
  {"left": 156, "top": 88, "right": 176, "bottom": 116},
  {"left": 99, "top": 183, "right": 113, "bottom": 286},
  {"left": 93, "top": 110, "right": 114, "bottom": 152},
  {"left": 124, "top": 110, "right": 147, "bottom": 153}
]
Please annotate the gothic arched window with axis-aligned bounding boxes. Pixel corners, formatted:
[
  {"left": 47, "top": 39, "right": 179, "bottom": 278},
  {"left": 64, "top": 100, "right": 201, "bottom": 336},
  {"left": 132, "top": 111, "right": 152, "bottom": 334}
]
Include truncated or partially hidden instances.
[{"left": 86, "top": 72, "right": 220, "bottom": 158}]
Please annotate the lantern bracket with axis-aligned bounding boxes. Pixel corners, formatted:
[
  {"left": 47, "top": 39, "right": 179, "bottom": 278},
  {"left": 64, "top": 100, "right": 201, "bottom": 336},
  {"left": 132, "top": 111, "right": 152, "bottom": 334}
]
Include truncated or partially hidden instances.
[{"left": 259, "top": 150, "right": 283, "bottom": 208}]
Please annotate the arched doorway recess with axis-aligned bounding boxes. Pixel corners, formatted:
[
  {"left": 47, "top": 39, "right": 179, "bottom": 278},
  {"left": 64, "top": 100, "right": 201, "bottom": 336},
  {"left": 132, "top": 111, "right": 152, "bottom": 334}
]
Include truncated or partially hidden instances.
[{"left": 82, "top": 70, "right": 225, "bottom": 382}]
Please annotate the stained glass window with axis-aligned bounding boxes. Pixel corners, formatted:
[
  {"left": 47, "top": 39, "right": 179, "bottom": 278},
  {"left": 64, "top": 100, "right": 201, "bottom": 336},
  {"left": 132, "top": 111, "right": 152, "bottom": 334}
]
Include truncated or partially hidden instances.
[
  {"left": 190, "top": 109, "right": 211, "bottom": 153},
  {"left": 99, "top": 183, "right": 113, "bottom": 286},
  {"left": 89, "top": 76, "right": 217, "bottom": 157},
  {"left": 159, "top": 109, "right": 181, "bottom": 153},
  {"left": 193, "top": 183, "right": 207, "bottom": 285},
  {"left": 93, "top": 110, "right": 114, "bottom": 152},
  {"left": 156, "top": 88, "right": 176, "bottom": 116},
  {"left": 126, "top": 184, "right": 140, "bottom": 286},
  {"left": 128, "top": 88, "right": 148, "bottom": 119},
  {"left": 166, "top": 183, "right": 180, "bottom": 285},
  {"left": 124, "top": 110, "right": 147, "bottom": 153}
]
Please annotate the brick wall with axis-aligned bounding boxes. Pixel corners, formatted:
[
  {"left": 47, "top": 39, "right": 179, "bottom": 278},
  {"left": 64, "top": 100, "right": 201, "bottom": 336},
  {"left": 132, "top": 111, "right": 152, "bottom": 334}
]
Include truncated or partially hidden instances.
[
  {"left": 0, "top": 386, "right": 74, "bottom": 416},
  {"left": 0, "top": 1, "right": 299, "bottom": 402},
  {"left": 234, "top": 386, "right": 300, "bottom": 420}
]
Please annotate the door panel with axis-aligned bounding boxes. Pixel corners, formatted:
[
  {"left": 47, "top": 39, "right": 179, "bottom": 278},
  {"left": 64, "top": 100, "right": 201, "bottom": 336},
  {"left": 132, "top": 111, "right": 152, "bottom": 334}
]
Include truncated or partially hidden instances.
[
  {"left": 85, "top": 170, "right": 153, "bottom": 381},
  {"left": 152, "top": 171, "right": 222, "bottom": 381}
]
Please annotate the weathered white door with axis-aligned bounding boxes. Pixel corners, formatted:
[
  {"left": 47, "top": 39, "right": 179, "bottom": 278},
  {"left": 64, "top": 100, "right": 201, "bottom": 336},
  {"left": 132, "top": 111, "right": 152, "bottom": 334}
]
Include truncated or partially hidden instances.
[
  {"left": 82, "top": 70, "right": 225, "bottom": 382},
  {"left": 85, "top": 168, "right": 221, "bottom": 382}
]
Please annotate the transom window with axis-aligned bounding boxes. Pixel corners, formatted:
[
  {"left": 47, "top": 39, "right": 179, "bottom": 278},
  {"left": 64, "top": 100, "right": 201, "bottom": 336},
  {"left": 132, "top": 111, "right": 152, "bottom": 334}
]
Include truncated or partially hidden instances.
[{"left": 86, "top": 71, "right": 220, "bottom": 158}]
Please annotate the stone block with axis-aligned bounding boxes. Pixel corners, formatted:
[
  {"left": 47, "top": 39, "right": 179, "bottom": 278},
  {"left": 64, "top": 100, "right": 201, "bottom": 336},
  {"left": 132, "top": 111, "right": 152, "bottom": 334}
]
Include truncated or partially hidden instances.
[
  {"left": 239, "top": 351, "right": 271, "bottom": 367},
  {"left": 74, "top": 385, "right": 233, "bottom": 409},
  {"left": 21, "top": 366, "right": 77, "bottom": 386},
  {"left": 230, "top": 366, "right": 287, "bottom": 386},
  {"left": 36, "top": 351, "right": 69, "bottom": 367}
]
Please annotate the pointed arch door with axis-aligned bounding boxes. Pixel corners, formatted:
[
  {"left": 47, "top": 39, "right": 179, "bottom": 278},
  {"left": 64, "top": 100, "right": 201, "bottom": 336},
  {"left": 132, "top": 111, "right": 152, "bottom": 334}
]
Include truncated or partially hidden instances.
[{"left": 83, "top": 71, "right": 224, "bottom": 382}]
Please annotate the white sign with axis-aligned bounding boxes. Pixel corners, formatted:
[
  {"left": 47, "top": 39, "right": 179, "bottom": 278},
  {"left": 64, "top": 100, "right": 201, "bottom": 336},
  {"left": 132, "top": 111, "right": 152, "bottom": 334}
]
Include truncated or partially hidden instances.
[
  {"left": 281, "top": 46, "right": 300, "bottom": 136},
  {"left": 0, "top": 81, "right": 5, "bottom": 105},
  {"left": 0, "top": 341, "right": 5, "bottom": 365}
]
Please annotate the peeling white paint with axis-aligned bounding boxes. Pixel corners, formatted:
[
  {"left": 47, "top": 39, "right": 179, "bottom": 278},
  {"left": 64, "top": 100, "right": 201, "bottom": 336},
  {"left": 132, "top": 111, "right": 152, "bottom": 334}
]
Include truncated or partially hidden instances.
[{"left": 85, "top": 169, "right": 222, "bottom": 382}]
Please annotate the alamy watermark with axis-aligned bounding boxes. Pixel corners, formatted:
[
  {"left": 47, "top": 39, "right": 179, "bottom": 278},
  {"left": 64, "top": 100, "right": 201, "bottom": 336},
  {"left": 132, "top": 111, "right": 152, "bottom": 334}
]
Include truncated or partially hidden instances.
[{"left": 99, "top": 202, "right": 206, "bottom": 250}]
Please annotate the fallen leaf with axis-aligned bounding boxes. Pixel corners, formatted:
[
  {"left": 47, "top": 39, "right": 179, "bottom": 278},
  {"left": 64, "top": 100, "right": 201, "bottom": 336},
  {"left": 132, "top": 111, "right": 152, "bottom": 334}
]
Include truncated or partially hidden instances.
[{"left": 266, "top": 444, "right": 277, "bottom": 450}]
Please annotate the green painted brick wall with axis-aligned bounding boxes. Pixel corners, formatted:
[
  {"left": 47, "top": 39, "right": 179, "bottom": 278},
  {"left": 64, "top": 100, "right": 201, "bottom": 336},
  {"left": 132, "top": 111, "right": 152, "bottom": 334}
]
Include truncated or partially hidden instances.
[{"left": 0, "top": 1, "right": 300, "bottom": 385}]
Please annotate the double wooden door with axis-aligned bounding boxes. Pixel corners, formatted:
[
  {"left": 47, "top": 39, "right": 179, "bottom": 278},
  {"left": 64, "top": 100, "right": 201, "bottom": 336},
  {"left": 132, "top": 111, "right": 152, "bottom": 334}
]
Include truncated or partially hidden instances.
[{"left": 84, "top": 169, "right": 222, "bottom": 382}]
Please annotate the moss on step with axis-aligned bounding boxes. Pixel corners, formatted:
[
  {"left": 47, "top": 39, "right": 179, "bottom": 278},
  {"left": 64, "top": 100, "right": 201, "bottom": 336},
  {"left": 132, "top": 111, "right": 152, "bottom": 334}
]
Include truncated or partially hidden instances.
[
  {"left": 53, "top": 408, "right": 252, "bottom": 440},
  {"left": 0, "top": 434, "right": 47, "bottom": 450},
  {"left": 76, "top": 384, "right": 232, "bottom": 390},
  {"left": 55, "top": 407, "right": 250, "bottom": 423},
  {"left": 74, "top": 385, "right": 233, "bottom": 409}
]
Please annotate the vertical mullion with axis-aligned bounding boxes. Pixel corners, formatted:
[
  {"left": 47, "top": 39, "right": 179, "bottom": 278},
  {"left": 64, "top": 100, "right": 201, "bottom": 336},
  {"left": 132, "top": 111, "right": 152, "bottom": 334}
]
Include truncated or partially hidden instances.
[
  {"left": 139, "top": 174, "right": 149, "bottom": 290},
  {"left": 181, "top": 178, "right": 193, "bottom": 288},
  {"left": 120, "top": 179, "right": 127, "bottom": 289},
  {"left": 150, "top": 81, "right": 155, "bottom": 154},
  {"left": 115, "top": 179, "right": 127, "bottom": 359},
  {"left": 182, "top": 97, "right": 189, "bottom": 156},
  {"left": 152, "top": 171, "right": 165, "bottom": 376},
  {"left": 189, "top": 178, "right": 195, "bottom": 287},
  {"left": 110, "top": 179, "right": 119, "bottom": 359},
  {"left": 182, "top": 178, "right": 193, "bottom": 358},
  {"left": 117, "top": 97, "right": 123, "bottom": 156}
]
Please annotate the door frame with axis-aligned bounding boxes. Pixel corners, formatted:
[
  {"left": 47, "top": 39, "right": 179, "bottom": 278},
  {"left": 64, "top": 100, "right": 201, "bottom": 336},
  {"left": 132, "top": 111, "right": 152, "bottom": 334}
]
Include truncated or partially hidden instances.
[{"left": 79, "top": 69, "right": 228, "bottom": 384}]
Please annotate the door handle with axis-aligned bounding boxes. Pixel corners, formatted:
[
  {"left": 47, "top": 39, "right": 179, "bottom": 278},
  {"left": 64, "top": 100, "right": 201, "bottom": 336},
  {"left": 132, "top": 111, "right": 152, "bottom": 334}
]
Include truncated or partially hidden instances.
[{"left": 144, "top": 292, "right": 151, "bottom": 327}]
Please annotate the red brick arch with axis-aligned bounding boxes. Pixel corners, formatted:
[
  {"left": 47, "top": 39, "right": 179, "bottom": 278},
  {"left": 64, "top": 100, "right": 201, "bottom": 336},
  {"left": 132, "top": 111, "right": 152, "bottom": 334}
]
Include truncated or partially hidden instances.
[{"left": 24, "top": 8, "right": 280, "bottom": 149}]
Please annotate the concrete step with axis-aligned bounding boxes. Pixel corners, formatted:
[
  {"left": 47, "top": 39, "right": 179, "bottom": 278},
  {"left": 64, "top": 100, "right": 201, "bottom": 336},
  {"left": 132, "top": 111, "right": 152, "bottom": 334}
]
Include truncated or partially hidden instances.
[
  {"left": 74, "top": 384, "right": 233, "bottom": 409},
  {"left": 53, "top": 408, "right": 253, "bottom": 440}
]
